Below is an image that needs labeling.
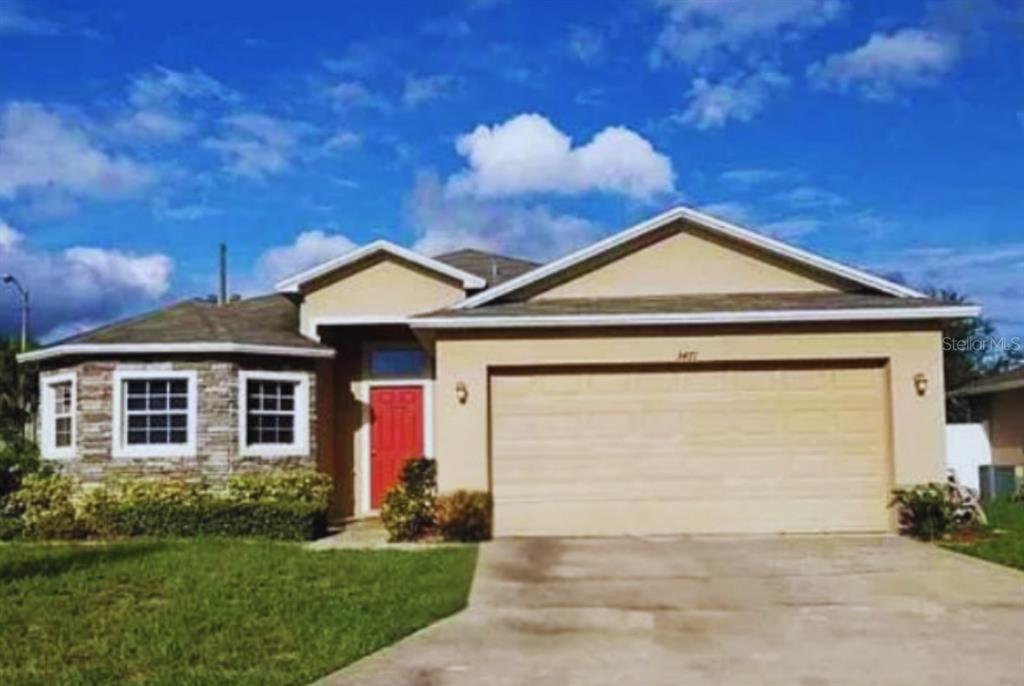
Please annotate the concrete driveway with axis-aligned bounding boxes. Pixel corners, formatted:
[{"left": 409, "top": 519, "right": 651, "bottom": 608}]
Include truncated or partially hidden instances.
[{"left": 321, "top": 536, "right": 1024, "bottom": 686}]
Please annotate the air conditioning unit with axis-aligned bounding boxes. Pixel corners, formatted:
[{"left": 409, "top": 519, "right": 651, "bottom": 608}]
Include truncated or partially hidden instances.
[{"left": 978, "top": 465, "right": 1024, "bottom": 500}]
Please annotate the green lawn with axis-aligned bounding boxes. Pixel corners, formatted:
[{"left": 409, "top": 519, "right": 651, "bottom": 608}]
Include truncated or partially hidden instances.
[
  {"left": 944, "top": 499, "right": 1024, "bottom": 571},
  {"left": 0, "top": 539, "right": 477, "bottom": 686}
]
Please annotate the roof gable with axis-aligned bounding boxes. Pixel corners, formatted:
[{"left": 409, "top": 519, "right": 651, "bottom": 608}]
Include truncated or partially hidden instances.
[
  {"left": 456, "top": 206, "right": 923, "bottom": 309},
  {"left": 528, "top": 225, "right": 850, "bottom": 301},
  {"left": 276, "top": 240, "right": 486, "bottom": 293}
]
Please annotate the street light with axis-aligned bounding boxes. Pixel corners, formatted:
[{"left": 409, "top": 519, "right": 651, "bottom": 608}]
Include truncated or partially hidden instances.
[{"left": 2, "top": 273, "right": 29, "bottom": 353}]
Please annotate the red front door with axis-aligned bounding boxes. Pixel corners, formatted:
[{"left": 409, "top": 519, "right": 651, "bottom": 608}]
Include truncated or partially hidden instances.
[{"left": 370, "top": 386, "right": 424, "bottom": 509}]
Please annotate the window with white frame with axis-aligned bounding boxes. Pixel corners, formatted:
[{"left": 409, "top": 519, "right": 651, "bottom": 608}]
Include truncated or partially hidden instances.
[
  {"left": 112, "top": 371, "right": 197, "bottom": 458},
  {"left": 42, "top": 373, "right": 76, "bottom": 459},
  {"left": 239, "top": 372, "right": 309, "bottom": 456}
]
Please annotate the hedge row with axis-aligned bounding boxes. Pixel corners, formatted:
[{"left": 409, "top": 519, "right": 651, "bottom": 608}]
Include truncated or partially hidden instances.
[
  {"left": 0, "top": 468, "right": 332, "bottom": 542},
  {"left": 83, "top": 498, "right": 327, "bottom": 540}
]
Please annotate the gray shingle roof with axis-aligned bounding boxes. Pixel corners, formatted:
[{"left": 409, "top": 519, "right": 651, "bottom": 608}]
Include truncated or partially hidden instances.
[
  {"left": 433, "top": 249, "right": 540, "bottom": 287},
  {"left": 419, "top": 292, "right": 956, "bottom": 319},
  {"left": 55, "top": 294, "right": 327, "bottom": 350}
]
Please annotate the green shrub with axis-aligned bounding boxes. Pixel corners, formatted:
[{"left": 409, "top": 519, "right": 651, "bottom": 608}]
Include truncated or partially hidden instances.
[
  {"left": 0, "top": 438, "right": 47, "bottom": 501},
  {"left": 2, "top": 473, "right": 84, "bottom": 540},
  {"left": 890, "top": 481, "right": 986, "bottom": 540},
  {"left": 82, "top": 493, "right": 325, "bottom": 540},
  {"left": 380, "top": 458, "right": 437, "bottom": 542},
  {"left": 80, "top": 470, "right": 329, "bottom": 541},
  {"left": 227, "top": 468, "right": 331, "bottom": 507},
  {"left": 0, "top": 515, "right": 24, "bottom": 541},
  {"left": 436, "top": 490, "right": 492, "bottom": 542}
]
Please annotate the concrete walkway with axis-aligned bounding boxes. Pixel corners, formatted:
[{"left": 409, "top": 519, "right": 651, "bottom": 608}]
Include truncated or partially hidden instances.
[{"left": 319, "top": 535, "right": 1024, "bottom": 686}]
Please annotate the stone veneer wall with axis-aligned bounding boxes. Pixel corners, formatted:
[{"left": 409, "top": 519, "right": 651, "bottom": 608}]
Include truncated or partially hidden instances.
[{"left": 38, "top": 358, "right": 318, "bottom": 484}]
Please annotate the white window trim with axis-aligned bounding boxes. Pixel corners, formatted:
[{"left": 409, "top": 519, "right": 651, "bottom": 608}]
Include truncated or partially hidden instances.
[
  {"left": 238, "top": 371, "right": 310, "bottom": 458},
  {"left": 357, "top": 342, "right": 434, "bottom": 515},
  {"left": 41, "top": 372, "right": 76, "bottom": 460},
  {"left": 112, "top": 370, "right": 198, "bottom": 459}
]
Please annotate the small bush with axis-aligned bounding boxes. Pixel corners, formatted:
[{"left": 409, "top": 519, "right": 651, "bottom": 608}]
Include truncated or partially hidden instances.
[
  {"left": 436, "top": 490, "right": 492, "bottom": 542},
  {"left": 227, "top": 468, "right": 332, "bottom": 507},
  {"left": 380, "top": 458, "right": 436, "bottom": 542},
  {"left": 890, "top": 481, "right": 986, "bottom": 540},
  {"left": 2, "top": 473, "right": 85, "bottom": 540},
  {"left": 0, "top": 515, "right": 24, "bottom": 541},
  {"left": 0, "top": 438, "right": 47, "bottom": 501}
]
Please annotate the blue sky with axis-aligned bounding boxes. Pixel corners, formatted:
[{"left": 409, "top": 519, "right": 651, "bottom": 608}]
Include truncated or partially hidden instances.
[{"left": 0, "top": 0, "right": 1021, "bottom": 341}]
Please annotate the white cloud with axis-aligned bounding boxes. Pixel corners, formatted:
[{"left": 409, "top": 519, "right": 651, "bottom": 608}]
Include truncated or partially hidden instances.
[
  {"left": 114, "top": 109, "right": 193, "bottom": 141},
  {"left": 650, "top": 0, "right": 844, "bottom": 67},
  {"left": 403, "top": 75, "right": 458, "bottom": 108},
  {"left": 0, "top": 0, "right": 59, "bottom": 35},
  {"left": 808, "top": 29, "right": 959, "bottom": 100},
  {"left": 446, "top": 113, "right": 675, "bottom": 200},
  {"left": 0, "top": 218, "right": 173, "bottom": 340},
  {"left": 677, "top": 66, "right": 789, "bottom": 129},
  {"left": 0, "top": 102, "right": 153, "bottom": 200},
  {"left": 773, "top": 185, "right": 846, "bottom": 209},
  {"left": 203, "top": 113, "right": 311, "bottom": 179},
  {"left": 0, "top": 217, "right": 22, "bottom": 248},
  {"left": 568, "top": 26, "right": 605, "bottom": 64},
  {"left": 719, "top": 168, "right": 792, "bottom": 186},
  {"left": 759, "top": 217, "right": 824, "bottom": 239},
  {"left": 115, "top": 66, "right": 237, "bottom": 142},
  {"left": 410, "top": 172, "right": 598, "bottom": 260},
  {"left": 151, "top": 198, "right": 221, "bottom": 221},
  {"left": 321, "top": 129, "right": 362, "bottom": 154},
  {"left": 127, "top": 66, "right": 237, "bottom": 109},
  {"left": 696, "top": 201, "right": 754, "bottom": 225},
  {"left": 257, "top": 230, "right": 358, "bottom": 283},
  {"left": 326, "top": 80, "right": 389, "bottom": 111}
]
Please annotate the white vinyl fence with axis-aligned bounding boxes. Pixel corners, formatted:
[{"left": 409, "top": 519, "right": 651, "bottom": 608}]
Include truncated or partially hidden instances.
[{"left": 945, "top": 424, "right": 992, "bottom": 491}]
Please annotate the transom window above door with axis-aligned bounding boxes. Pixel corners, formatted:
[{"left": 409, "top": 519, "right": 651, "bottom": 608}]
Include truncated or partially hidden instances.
[{"left": 368, "top": 347, "right": 427, "bottom": 378}]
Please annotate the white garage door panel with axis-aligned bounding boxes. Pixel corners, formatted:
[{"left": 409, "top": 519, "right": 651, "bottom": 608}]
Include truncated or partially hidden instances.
[{"left": 490, "top": 363, "right": 890, "bottom": 536}]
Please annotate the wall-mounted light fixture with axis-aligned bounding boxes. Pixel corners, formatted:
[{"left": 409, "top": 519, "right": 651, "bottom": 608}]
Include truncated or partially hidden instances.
[
  {"left": 456, "top": 381, "right": 468, "bottom": 404},
  {"left": 913, "top": 373, "right": 928, "bottom": 397}
]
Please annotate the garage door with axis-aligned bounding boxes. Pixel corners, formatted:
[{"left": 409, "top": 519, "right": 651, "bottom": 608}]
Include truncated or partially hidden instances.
[{"left": 490, "top": 362, "right": 891, "bottom": 536}]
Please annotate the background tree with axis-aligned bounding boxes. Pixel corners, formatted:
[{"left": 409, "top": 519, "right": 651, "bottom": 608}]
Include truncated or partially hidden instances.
[
  {"left": 932, "top": 289, "right": 1024, "bottom": 421},
  {"left": 0, "top": 336, "right": 41, "bottom": 498}
]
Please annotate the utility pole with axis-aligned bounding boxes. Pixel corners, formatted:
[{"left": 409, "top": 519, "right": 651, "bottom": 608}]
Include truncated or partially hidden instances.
[{"left": 2, "top": 273, "right": 28, "bottom": 352}]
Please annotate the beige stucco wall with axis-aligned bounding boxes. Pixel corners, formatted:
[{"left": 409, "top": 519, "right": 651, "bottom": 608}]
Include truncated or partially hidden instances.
[
  {"left": 300, "top": 257, "right": 466, "bottom": 336},
  {"left": 532, "top": 228, "right": 845, "bottom": 301},
  {"left": 988, "top": 388, "right": 1024, "bottom": 465},
  {"left": 432, "top": 324, "right": 948, "bottom": 530}
]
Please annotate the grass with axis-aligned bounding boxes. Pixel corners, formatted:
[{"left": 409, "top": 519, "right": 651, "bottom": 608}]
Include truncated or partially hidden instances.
[
  {"left": 944, "top": 498, "right": 1024, "bottom": 571},
  {"left": 0, "top": 539, "right": 478, "bottom": 686}
]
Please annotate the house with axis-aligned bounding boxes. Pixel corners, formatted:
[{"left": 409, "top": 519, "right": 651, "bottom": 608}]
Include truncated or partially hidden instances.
[
  {"left": 952, "top": 368, "right": 1024, "bottom": 467},
  {"left": 19, "top": 206, "right": 979, "bottom": 537}
]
